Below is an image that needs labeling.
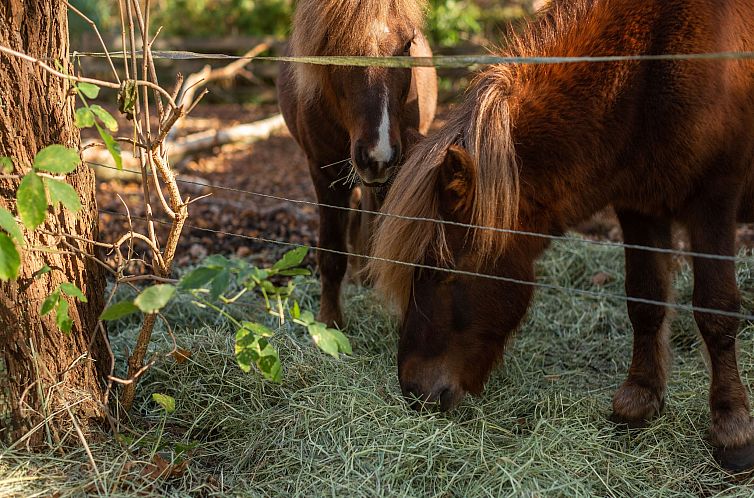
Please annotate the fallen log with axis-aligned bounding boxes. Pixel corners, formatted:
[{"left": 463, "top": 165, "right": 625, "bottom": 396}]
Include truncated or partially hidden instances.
[{"left": 86, "top": 113, "right": 287, "bottom": 181}]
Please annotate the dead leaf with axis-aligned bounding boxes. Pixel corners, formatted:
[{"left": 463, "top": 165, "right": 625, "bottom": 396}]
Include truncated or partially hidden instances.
[
  {"left": 171, "top": 348, "right": 193, "bottom": 364},
  {"left": 591, "top": 272, "right": 613, "bottom": 286}
]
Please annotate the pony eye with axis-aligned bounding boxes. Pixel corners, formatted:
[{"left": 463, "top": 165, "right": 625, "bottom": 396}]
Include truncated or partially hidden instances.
[{"left": 403, "top": 40, "right": 412, "bottom": 55}]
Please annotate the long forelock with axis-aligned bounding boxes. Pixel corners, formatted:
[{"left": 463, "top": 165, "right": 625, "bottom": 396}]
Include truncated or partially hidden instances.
[
  {"left": 289, "top": 0, "right": 427, "bottom": 101},
  {"left": 369, "top": 66, "right": 520, "bottom": 314}
]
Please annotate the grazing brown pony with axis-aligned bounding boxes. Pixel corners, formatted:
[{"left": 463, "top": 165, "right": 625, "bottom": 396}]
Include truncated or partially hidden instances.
[
  {"left": 369, "top": 0, "right": 754, "bottom": 471},
  {"left": 278, "top": 0, "right": 437, "bottom": 327}
]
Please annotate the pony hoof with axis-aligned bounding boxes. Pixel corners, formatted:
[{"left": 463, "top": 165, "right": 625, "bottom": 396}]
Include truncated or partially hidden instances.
[
  {"left": 714, "top": 443, "right": 754, "bottom": 474},
  {"left": 610, "top": 381, "right": 665, "bottom": 429}
]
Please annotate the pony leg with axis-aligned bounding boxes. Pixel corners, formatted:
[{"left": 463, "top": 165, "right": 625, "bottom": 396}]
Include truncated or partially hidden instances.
[
  {"left": 687, "top": 213, "right": 754, "bottom": 472},
  {"left": 611, "top": 211, "right": 673, "bottom": 427},
  {"left": 313, "top": 177, "right": 351, "bottom": 329}
]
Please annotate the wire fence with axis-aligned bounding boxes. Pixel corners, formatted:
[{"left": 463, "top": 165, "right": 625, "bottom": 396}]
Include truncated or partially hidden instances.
[
  {"left": 88, "top": 161, "right": 753, "bottom": 264},
  {"left": 97, "top": 207, "right": 754, "bottom": 322},
  {"left": 77, "top": 47, "right": 754, "bottom": 324}
]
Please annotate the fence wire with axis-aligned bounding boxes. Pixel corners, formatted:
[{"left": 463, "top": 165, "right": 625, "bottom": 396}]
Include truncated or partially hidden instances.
[
  {"left": 74, "top": 51, "right": 754, "bottom": 68},
  {"left": 97, "top": 207, "right": 754, "bottom": 323},
  {"left": 88, "top": 161, "right": 754, "bottom": 264}
]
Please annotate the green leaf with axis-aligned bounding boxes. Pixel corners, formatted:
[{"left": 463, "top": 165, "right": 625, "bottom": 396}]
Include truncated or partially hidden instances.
[
  {"left": 0, "top": 207, "right": 23, "bottom": 245},
  {"left": 40, "top": 291, "right": 60, "bottom": 316},
  {"left": 152, "top": 393, "right": 176, "bottom": 414},
  {"left": 75, "top": 108, "right": 95, "bottom": 128},
  {"left": 76, "top": 82, "right": 100, "bottom": 99},
  {"left": 55, "top": 298, "right": 73, "bottom": 333},
  {"left": 59, "top": 282, "right": 87, "bottom": 303},
  {"left": 272, "top": 246, "right": 309, "bottom": 271},
  {"left": 179, "top": 266, "right": 222, "bottom": 290},
  {"left": 16, "top": 172, "right": 47, "bottom": 230},
  {"left": 45, "top": 178, "right": 82, "bottom": 213},
  {"left": 0, "top": 234, "right": 20, "bottom": 281},
  {"left": 89, "top": 105, "right": 118, "bottom": 132},
  {"left": 94, "top": 122, "right": 122, "bottom": 170},
  {"left": 209, "top": 268, "right": 230, "bottom": 301},
  {"left": 204, "top": 255, "right": 231, "bottom": 268},
  {"left": 32, "top": 265, "right": 51, "bottom": 279},
  {"left": 298, "top": 310, "right": 316, "bottom": 326},
  {"left": 235, "top": 324, "right": 281, "bottom": 382},
  {"left": 134, "top": 284, "right": 176, "bottom": 313},
  {"left": 100, "top": 300, "right": 139, "bottom": 321},
  {"left": 328, "top": 327, "right": 353, "bottom": 355},
  {"left": 308, "top": 322, "right": 340, "bottom": 358},
  {"left": 33, "top": 145, "right": 80, "bottom": 174},
  {"left": 239, "top": 321, "right": 274, "bottom": 338},
  {"left": 0, "top": 156, "right": 12, "bottom": 173},
  {"left": 291, "top": 301, "right": 301, "bottom": 320},
  {"left": 278, "top": 268, "right": 311, "bottom": 277}
]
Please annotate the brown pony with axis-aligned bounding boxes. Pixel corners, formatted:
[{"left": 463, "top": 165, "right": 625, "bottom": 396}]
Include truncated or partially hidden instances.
[
  {"left": 278, "top": 0, "right": 437, "bottom": 327},
  {"left": 369, "top": 0, "right": 754, "bottom": 471}
]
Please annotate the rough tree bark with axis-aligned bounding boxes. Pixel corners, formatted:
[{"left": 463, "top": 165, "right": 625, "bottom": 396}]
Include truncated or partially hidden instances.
[{"left": 0, "top": 1, "right": 108, "bottom": 446}]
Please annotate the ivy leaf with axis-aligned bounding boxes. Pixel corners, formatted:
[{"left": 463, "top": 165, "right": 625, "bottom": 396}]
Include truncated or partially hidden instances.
[
  {"left": 100, "top": 300, "right": 139, "bottom": 321},
  {"left": 0, "top": 156, "right": 13, "bottom": 173},
  {"left": 272, "top": 246, "right": 309, "bottom": 271},
  {"left": 33, "top": 145, "right": 80, "bottom": 174},
  {"left": 16, "top": 172, "right": 47, "bottom": 230},
  {"left": 308, "top": 321, "right": 352, "bottom": 358},
  {"left": 75, "top": 108, "right": 95, "bottom": 129},
  {"left": 0, "top": 207, "right": 23, "bottom": 245},
  {"left": 45, "top": 178, "right": 82, "bottom": 212},
  {"left": 239, "top": 321, "right": 274, "bottom": 338},
  {"left": 55, "top": 298, "right": 73, "bottom": 333},
  {"left": 89, "top": 105, "right": 118, "bottom": 132},
  {"left": 179, "top": 266, "right": 222, "bottom": 290},
  {"left": 134, "top": 284, "right": 176, "bottom": 314},
  {"left": 0, "top": 233, "right": 20, "bottom": 281},
  {"left": 59, "top": 282, "right": 87, "bottom": 303},
  {"left": 152, "top": 393, "right": 176, "bottom": 414},
  {"left": 40, "top": 291, "right": 60, "bottom": 316},
  {"left": 94, "top": 122, "right": 122, "bottom": 170},
  {"left": 76, "top": 82, "right": 100, "bottom": 99},
  {"left": 235, "top": 323, "right": 281, "bottom": 382}
]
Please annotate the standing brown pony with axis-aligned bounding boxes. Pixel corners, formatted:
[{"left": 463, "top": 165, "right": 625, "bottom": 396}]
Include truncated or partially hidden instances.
[
  {"left": 278, "top": 0, "right": 437, "bottom": 327},
  {"left": 369, "top": 0, "right": 754, "bottom": 471}
]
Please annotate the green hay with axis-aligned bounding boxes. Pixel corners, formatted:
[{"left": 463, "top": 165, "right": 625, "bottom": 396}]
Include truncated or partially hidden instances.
[{"left": 2, "top": 239, "right": 754, "bottom": 497}]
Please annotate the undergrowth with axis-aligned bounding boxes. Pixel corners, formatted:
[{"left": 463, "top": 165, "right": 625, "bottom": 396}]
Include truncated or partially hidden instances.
[{"left": 2, "top": 238, "right": 754, "bottom": 497}]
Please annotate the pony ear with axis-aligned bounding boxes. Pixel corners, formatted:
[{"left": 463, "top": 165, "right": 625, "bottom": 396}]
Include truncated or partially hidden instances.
[{"left": 437, "top": 144, "right": 476, "bottom": 223}]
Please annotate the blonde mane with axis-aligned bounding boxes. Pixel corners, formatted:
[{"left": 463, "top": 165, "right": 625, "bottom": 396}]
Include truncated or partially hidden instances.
[
  {"left": 369, "top": 0, "right": 596, "bottom": 313},
  {"left": 289, "top": 0, "right": 427, "bottom": 99}
]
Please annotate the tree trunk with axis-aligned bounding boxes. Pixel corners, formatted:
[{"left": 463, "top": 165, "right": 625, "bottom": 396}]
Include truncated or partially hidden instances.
[{"left": 0, "top": 1, "right": 109, "bottom": 446}]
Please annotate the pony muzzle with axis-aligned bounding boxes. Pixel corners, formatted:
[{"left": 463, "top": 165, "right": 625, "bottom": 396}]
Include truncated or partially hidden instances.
[
  {"left": 399, "top": 359, "right": 467, "bottom": 412},
  {"left": 353, "top": 140, "right": 401, "bottom": 186}
]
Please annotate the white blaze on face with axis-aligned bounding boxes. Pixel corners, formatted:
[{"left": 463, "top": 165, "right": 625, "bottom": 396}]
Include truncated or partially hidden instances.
[{"left": 369, "top": 86, "right": 393, "bottom": 164}]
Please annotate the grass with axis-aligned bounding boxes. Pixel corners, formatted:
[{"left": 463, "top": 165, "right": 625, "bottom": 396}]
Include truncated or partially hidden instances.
[{"left": 2, "top": 239, "right": 754, "bottom": 496}]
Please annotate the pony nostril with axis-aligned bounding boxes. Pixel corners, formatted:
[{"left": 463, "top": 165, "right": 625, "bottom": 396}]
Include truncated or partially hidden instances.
[
  {"left": 353, "top": 141, "right": 371, "bottom": 170},
  {"left": 388, "top": 145, "right": 401, "bottom": 167},
  {"left": 438, "top": 388, "right": 454, "bottom": 412},
  {"left": 401, "top": 382, "right": 426, "bottom": 410}
]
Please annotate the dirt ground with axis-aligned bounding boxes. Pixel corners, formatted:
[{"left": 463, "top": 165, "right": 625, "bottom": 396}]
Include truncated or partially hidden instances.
[{"left": 95, "top": 102, "right": 754, "bottom": 270}]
